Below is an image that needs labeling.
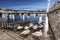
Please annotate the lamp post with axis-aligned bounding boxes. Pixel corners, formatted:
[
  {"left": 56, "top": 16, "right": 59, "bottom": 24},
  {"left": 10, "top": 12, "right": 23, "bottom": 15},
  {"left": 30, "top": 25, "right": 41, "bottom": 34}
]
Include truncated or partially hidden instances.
[{"left": 44, "top": 0, "right": 50, "bottom": 37}]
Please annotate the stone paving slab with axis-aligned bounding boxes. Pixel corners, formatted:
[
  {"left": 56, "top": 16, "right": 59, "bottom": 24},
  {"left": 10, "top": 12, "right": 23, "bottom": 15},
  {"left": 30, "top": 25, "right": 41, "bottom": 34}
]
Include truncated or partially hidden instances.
[
  {"left": 0, "top": 31, "right": 16, "bottom": 40},
  {"left": 0, "top": 29, "right": 52, "bottom": 40},
  {"left": 0, "top": 30, "right": 23, "bottom": 40}
]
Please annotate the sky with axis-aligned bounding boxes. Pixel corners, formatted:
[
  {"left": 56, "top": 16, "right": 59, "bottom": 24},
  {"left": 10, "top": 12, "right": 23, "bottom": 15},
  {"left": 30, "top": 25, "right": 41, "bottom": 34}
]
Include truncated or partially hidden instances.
[{"left": 0, "top": 0, "right": 55, "bottom": 10}]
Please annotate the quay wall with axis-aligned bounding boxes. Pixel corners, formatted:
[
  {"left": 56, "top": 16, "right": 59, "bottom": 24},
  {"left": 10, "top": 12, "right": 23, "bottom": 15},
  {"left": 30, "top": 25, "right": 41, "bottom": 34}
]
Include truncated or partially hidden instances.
[{"left": 48, "top": 9, "right": 60, "bottom": 40}]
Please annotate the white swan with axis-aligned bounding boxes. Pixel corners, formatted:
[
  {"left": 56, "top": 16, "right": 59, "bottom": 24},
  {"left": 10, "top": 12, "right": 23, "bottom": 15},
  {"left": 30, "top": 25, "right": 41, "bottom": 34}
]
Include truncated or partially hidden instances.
[
  {"left": 24, "top": 26, "right": 30, "bottom": 30},
  {"left": 33, "top": 25, "right": 38, "bottom": 30},
  {"left": 32, "top": 30, "right": 42, "bottom": 37},
  {"left": 20, "top": 30, "right": 30, "bottom": 35},
  {"left": 29, "top": 23, "right": 33, "bottom": 27},
  {"left": 17, "top": 26, "right": 23, "bottom": 29},
  {"left": 24, "top": 23, "right": 34, "bottom": 30},
  {"left": 38, "top": 24, "right": 43, "bottom": 28}
]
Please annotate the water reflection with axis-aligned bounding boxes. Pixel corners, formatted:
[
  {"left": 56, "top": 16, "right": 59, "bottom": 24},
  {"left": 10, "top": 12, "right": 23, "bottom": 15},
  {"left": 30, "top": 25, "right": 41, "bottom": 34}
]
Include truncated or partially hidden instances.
[{"left": 2, "top": 14, "right": 46, "bottom": 23}]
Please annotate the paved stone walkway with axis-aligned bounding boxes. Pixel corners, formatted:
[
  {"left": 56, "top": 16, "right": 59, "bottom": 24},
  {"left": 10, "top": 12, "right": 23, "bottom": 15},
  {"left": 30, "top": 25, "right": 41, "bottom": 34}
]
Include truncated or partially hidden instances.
[
  {"left": 0, "top": 29, "right": 52, "bottom": 40},
  {"left": 0, "top": 29, "right": 23, "bottom": 40}
]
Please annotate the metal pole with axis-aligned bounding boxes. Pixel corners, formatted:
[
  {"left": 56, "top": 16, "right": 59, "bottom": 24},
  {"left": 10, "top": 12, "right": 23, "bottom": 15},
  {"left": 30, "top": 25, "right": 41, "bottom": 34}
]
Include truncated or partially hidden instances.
[
  {"left": 23, "top": 14, "right": 25, "bottom": 21},
  {"left": 46, "top": 0, "right": 50, "bottom": 12},
  {"left": 44, "top": 14, "right": 49, "bottom": 37}
]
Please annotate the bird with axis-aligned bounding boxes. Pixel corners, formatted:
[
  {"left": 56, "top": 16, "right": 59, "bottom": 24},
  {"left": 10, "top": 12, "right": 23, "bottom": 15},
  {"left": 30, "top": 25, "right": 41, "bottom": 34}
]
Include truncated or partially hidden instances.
[
  {"left": 32, "top": 30, "right": 42, "bottom": 37},
  {"left": 24, "top": 25, "right": 30, "bottom": 30},
  {"left": 32, "top": 25, "right": 38, "bottom": 30},
  {"left": 38, "top": 24, "right": 43, "bottom": 28},
  {"left": 20, "top": 30, "right": 30, "bottom": 35},
  {"left": 29, "top": 22, "right": 33, "bottom": 27},
  {"left": 17, "top": 26, "right": 23, "bottom": 30}
]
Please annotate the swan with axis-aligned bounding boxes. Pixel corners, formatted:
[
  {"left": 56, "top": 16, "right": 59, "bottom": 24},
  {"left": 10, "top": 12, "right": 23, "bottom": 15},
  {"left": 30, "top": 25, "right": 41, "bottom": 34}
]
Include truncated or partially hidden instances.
[
  {"left": 24, "top": 26, "right": 30, "bottom": 30},
  {"left": 33, "top": 25, "right": 38, "bottom": 30},
  {"left": 32, "top": 30, "right": 42, "bottom": 37},
  {"left": 17, "top": 26, "right": 23, "bottom": 29},
  {"left": 20, "top": 30, "right": 30, "bottom": 35}
]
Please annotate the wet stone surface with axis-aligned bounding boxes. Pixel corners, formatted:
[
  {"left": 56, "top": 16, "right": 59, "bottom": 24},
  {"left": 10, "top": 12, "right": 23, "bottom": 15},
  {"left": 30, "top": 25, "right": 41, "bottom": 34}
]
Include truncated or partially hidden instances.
[{"left": 0, "top": 29, "right": 53, "bottom": 40}]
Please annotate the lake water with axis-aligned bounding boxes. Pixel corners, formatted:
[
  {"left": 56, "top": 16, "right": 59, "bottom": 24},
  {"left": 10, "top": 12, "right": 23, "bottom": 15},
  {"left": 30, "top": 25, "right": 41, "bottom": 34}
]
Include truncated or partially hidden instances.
[
  {"left": 0, "top": 14, "right": 46, "bottom": 23},
  {"left": 7, "top": 15, "right": 46, "bottom": 23}
]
